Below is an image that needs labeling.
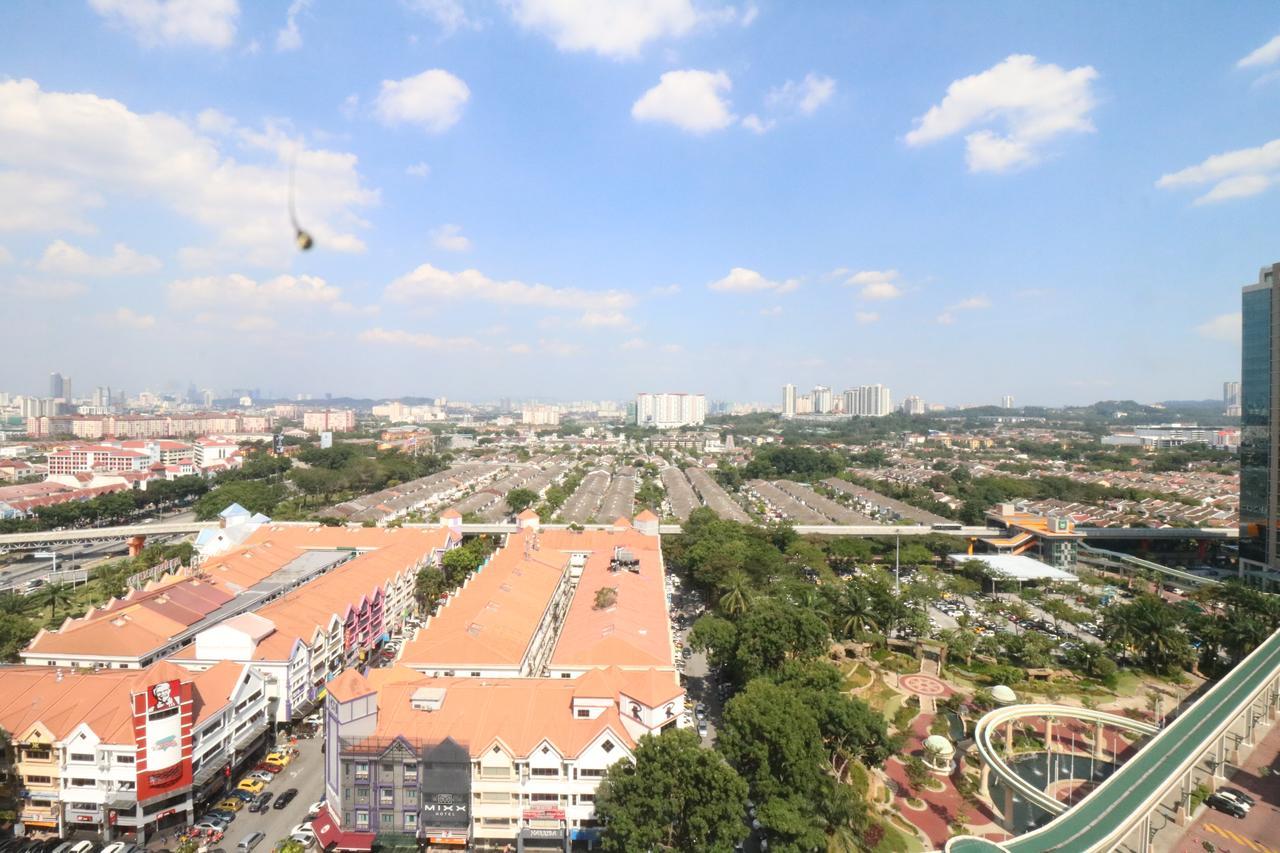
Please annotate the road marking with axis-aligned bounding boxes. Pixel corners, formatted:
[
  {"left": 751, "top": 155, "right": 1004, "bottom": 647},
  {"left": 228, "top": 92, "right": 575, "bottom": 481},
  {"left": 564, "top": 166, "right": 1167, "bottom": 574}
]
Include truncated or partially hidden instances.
[{"left": 1204, "top": 822, "right": 1276, "bottom": 853}]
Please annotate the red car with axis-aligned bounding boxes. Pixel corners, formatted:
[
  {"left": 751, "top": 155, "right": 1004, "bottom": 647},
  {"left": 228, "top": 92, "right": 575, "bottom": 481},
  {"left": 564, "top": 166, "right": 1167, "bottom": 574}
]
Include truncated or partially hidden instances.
[{"left": 254, "top": 762, "right": 285, "bottom": 774}]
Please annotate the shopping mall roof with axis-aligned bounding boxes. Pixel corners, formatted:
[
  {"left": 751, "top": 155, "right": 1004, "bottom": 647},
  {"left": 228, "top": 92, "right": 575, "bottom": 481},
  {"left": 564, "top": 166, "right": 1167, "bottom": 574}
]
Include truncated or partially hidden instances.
[{"left": 947, "top": 553, "right": 1078, "bottom": 583}]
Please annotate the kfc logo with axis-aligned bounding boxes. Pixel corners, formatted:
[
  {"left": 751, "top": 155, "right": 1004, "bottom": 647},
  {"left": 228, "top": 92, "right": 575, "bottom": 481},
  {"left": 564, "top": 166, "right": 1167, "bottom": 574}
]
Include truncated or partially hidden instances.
[{"left": 150, "top": 680, "right": 179, "bottom": 710}]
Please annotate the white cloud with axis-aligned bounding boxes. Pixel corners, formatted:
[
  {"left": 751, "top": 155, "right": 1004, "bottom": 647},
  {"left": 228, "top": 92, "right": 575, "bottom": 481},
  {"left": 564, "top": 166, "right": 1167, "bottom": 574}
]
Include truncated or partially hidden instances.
[
  {"left": 580, "top": 310, "right": 631, "bottom": 327},
  {"left": 1156, "top": 138, "right": 1280, "bottom": 204},
  {"left": 106, "top": 307, "right": 157, "bottom": 329},
  {"left": 429, "top": 223, "right": 471, "bottom": 252},
  {"left": 759, "top": 305, "right": 782, "bottom": 316},
  {"left": 708, "top": 267, "right": 798, "bottom": 294},
  {"left": 403, "top": 0, "right": 477, "bottom": 34},
  {"left": 386, "top": 263, "right": 635, "bottom": 313},
  {"left": 406, "top": 161, "right": 432, "bottom": 178},
  {"left": 196, "top": 108, "right": 236, "bottom": 135},
  {"left": 741, "top": 114, "right": 774, "bottom": 134},
  {"left": 846, "top": 270, "right": 902, "bottom": 300},
  {"left": 89, "top": 0, "right": 239, "bottom": 49},
  {"left": 660, "top": 343, "right": 683, "bottom": 353},
  {"left": 1196, "top": 313, "right": 1241, "bottom": 344},
  {"left": 1239, "top": 34, "right": 1280, "bottom": 69},
  {"left": 906, "top": 54, "right": 1098, "bottom": 173},
  {"left": 0, "top": 245, "right": 10, "bottom": 264},
  {"left": 620, "top": 337, "right": 648, "bottom": 350},
  {"left": 169, "top": 273, "right": 343, "bottom": 311},
  {"left": 936, "top": 294, "right": 991, "bottom": 324},
  {"left": 855, "top": 311, "right": 878, "bottom": 325},
  {"left": 0, "top": 171, "right": 104, "bottom": 233},
  {"left": 340, "top": 94, "right": 360, "bottom": 120},
  {"left": 358, "top": 326, "right": 477, "bottom": 349},
  {"left": 375, "top": 69, "right": 470, "bottom": 133},
  {"left": 632, "top": 70, "right": 735, "bottom": 134},
  {"left": 0, "top": 80, "right": 377, "bottom": 265},
  {"left": 509, "top": 0, "right": 700, "bottom": 59},
  {"left": 507, "top": 343, "right": 532, "bottom": 354},
  {"left": 765, "top": 72, "right": 836, "bottom": 117},
  {"left": 275, "top": 0, "right": 309, "bottom": 51},
  {"left": 37, "top": 240, "right": 162, "bottom": 276}
]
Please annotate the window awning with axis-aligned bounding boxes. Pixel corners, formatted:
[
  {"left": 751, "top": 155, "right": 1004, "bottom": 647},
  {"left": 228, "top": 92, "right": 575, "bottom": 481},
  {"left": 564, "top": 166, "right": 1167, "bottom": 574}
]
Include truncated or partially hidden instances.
[{"left": 312, "top": 805, "right": 376, "bottom": 851}]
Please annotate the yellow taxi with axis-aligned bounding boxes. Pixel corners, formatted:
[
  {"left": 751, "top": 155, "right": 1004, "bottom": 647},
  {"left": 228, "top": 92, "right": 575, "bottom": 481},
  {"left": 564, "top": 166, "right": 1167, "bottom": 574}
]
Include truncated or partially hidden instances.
[
  {"left": 216, "top": 797, "right": 245, "bottom": 812},
  {"left": 237, "top": 778, "right": 266, "bottom": 795},
  {"left": 265, "top": 751, "right": 294, "bottom": 767}
]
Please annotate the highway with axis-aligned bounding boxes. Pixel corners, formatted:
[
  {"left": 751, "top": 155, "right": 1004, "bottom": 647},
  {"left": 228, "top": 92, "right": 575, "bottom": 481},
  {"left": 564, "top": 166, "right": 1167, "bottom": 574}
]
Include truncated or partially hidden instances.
[{"left": 948, "top": 626, "right": 1280, "bottom": 853}]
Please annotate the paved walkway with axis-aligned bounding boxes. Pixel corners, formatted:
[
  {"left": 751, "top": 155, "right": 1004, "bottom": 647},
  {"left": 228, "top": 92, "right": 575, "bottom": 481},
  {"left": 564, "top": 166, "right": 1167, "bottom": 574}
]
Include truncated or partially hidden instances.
[{"left": 882, "top": 711, "right": 1003, "bottom": 847}]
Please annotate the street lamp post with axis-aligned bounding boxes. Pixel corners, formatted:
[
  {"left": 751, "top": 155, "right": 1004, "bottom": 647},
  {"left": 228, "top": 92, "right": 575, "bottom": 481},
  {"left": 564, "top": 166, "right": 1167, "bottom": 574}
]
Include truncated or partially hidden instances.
[{"left": 895, "top": 533, "right": 901, "bottom": 595}]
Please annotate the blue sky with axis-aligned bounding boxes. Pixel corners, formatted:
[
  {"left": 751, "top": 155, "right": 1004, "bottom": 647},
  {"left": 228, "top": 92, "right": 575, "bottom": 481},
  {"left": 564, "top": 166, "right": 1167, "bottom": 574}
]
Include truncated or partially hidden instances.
[{"left": 0, "top": 1, "right": 1277, "bottom": 406}]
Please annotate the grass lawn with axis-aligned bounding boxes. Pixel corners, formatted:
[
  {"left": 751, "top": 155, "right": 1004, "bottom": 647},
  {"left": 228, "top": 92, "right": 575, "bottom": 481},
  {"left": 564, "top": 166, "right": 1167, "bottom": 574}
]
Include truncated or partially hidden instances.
[{"left": 839, "top": 660, "right": 874, "bottom": 691}]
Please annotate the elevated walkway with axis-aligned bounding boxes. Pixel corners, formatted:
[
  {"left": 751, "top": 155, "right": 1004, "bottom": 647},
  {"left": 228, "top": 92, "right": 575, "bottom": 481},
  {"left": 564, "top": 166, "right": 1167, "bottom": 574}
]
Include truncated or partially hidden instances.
[{"left": 950, "top": 626, "right": 1280, "bottom": 852}]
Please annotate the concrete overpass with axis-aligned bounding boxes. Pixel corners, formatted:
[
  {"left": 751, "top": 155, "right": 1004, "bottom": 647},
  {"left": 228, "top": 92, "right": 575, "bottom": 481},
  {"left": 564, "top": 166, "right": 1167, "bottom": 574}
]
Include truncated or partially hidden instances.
[
  {"left": 0, "top": 519, "right": 1236, "bottom": 554},
  {"left": 948, "top": 625, "right": 1280, "bottom": 853},
  {"left": 0, "top": 521, "right": 1009, "bottom": 552}
]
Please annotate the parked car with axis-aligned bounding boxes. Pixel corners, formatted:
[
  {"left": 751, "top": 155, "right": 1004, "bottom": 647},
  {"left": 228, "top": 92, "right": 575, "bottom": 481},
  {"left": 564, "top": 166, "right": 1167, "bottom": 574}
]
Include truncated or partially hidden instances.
[
  {"left": 67, "top": 842, "right": 96, "bottom": 853},
  {"left": 236, "top": 832, "right": 265, "bottom": 852},
  {"left": 204, "top": 810, "right": 235, "bottom": 824},
  {"left": 264, "top": 751, "right": 293, "bottom": 767},
  {"left": 1218, "top": 787, "right": 1256, "bottom": 808},
  {"left": 253, "top": 762, "right": 284, "bottom": 774},
  {"left": 216, "top": 798, "right": 246, "bottom": 813},
  {"left": 274, "top": 788, "right": 299, "bottom": 810},
  {"left": 248, "top": 792, "right": 273, "bottom": 813},
  {"left": 229, "top": 789, "right": 255, "bottom": 802},
  {"left": 236, "top": 779, "right": 266, "bottom": 795},
  {"left": 1205, "top": 793, "right": 1247, "bottom": 818},
  {"left": 100, "top": 844, "right": 137, "bottom": 853},
  {"left": 306, "top": 801, "right": 325, "bottom": 819},
  {"left": 245, "top": 771, "right": 275, "bottom": 784},
  {"left": 697, "top": 721, "right": 709, "bottom": 737},
  {"left": 289, "top": 825, "right": 315, "bottom": 846}
]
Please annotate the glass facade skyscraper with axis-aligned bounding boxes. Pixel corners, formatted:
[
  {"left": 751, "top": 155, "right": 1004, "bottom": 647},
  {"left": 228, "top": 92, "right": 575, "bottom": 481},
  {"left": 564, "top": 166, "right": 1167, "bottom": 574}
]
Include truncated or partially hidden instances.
[{"left": 1240, "top": 262, "right": 1280, "bottom": 591}]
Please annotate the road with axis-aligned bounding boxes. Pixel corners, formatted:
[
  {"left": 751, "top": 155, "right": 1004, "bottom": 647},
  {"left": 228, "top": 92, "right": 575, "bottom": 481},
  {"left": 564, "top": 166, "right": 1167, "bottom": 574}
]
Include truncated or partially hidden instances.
[{"left": 147, "top": 732, "right": 326, "bottom": 852}]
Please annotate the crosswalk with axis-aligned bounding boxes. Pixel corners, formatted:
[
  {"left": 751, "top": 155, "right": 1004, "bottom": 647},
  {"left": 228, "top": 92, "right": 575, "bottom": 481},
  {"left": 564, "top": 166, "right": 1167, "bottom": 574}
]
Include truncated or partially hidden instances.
[{"left": 1203, "top": 822, "right": 1279, "bottom": 853}]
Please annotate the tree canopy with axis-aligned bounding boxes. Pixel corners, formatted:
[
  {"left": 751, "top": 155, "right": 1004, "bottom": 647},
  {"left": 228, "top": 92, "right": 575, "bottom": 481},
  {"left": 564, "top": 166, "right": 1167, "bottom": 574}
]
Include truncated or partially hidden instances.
[{"left": 596, "top": 728, "right": 748, "bottom": 853}]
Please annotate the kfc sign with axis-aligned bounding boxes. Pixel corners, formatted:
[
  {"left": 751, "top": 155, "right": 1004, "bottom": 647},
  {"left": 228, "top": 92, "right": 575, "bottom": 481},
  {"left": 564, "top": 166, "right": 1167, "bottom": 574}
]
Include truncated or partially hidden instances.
[
  {"left": 148, "top": 680, "right": 181, "bottom": 710},
  {"left": 132, "top": 677, "right": 193, "bottom": 801}
]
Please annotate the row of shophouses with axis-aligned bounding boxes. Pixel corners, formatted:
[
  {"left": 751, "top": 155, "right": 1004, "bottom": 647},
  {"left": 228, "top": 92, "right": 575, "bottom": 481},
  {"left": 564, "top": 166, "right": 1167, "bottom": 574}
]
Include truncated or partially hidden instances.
[{"left": 2, "top": 518, "right": 458, "bottom": 843}]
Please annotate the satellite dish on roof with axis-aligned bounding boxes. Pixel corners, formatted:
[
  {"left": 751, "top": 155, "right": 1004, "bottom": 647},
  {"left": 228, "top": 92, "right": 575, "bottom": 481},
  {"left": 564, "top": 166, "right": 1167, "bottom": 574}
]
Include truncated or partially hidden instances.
[{"left": 289, "top": 150, "right": 314, "bottom": 252}]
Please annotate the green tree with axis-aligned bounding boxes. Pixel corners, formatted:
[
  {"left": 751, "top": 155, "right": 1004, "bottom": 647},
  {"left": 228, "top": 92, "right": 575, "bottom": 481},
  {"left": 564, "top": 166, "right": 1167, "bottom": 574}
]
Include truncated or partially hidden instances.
[
  {"left": 289, "top": 467, "right": 346, "bottom": 506},
  {"left": 0, "top": 613, "right": 38, "bottom": 661},
  {"left": 504, "top": 488, "right": 538, "bottom": 515},
  {"left": 33, "top": 582, "right": 72, "bottom": 621},
  {"left": 596, "top": 728, "right": 748, "bottom": 853},
  {"left": 717, "top": 571, "right": 752, "bottom": 617},
  {"left": 414, "top": 567, "right": 448, "bottom": 613},
  {"left": 194, "top": 481, "right": 285, "bottom": 520}
]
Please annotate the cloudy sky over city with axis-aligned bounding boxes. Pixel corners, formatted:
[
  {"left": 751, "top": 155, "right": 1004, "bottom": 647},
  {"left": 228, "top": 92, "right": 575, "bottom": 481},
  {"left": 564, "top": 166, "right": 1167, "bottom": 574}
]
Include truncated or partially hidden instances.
[{"left": 1, "top": 1, "right": 1277, "bottom": 405}]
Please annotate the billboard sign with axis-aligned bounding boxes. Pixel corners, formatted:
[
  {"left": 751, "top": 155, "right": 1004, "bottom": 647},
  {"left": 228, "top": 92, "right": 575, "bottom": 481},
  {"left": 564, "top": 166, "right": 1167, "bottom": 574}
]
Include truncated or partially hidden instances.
[{"left": 132, "top": 678, "right": 193, "bottom": 801}]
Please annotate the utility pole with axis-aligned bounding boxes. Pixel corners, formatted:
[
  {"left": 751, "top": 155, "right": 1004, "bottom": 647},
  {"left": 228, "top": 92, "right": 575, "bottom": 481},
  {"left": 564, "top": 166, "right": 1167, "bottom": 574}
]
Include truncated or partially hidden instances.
[{"left": 895, "top": 532, "right": 901, "bottom": 596}]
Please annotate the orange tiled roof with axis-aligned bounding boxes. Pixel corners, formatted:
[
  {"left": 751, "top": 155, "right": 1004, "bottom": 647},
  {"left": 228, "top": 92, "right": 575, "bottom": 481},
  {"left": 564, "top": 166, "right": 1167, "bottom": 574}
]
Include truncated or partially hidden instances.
[{"left": 352, "top": 672, "right": 639, "bottom": 759}]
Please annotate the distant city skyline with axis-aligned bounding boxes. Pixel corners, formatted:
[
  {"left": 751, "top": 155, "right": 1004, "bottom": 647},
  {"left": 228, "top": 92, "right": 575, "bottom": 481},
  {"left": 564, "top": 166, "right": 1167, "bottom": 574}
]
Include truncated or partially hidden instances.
[{"left": 1, "top": 4, "right": 1273, "bottom": 403}]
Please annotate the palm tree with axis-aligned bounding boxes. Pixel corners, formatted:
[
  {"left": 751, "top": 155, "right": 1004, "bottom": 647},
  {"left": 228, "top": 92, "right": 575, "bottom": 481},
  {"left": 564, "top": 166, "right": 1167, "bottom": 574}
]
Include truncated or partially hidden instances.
[
  {"left": 34, "top": 582, "right": 72, "bottom": 621},
  {"left": 1222, "top": 611, "right": 1268, "bottom": 664},
  {"left": 717, "top": 571, "right": 751, "bottom": 617},
  {"left": 838, "top": 583, "right": 879, "bottom": 639}
]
